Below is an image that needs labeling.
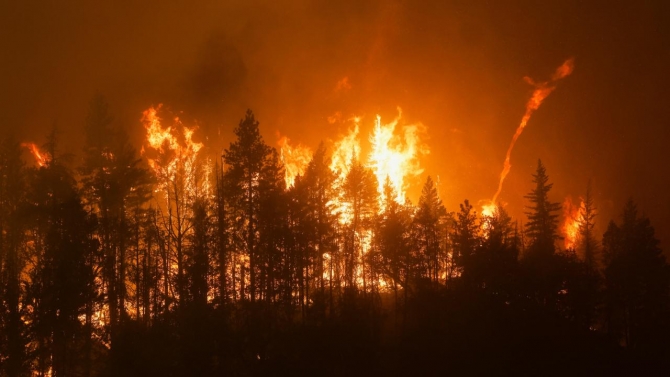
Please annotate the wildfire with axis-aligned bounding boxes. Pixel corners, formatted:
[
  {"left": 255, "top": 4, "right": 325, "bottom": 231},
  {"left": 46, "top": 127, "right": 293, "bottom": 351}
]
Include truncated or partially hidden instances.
[
  {"left": 367, "top": 108, "right": 427, "bottom": 205},
  {"left": 329, "top": 119, "right": 361, "bottom": 183},
  {"left": 22, "top": 142, "right": 47, "bottom": 167},
  {"left": 562, "top": 196, "right": 585, "bottom": 250},
  {"left": 140, "top": 105, "right": 428, "bottom": 295},
  {"left": 277, "top": 135, "right": 312, "bottom": 188},
  {"left": 323, "top": 110, "right": 428, "bottom": 224},
  {"left": 141, "top": 105, "right": 209, "bottom": 198},
  {"left": 489, "top": 58, "right": 575, "bottom": 206}
]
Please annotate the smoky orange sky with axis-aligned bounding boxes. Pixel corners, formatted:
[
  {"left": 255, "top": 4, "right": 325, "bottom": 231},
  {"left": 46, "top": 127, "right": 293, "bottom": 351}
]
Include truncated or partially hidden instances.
[{"left": 2, "top": 1, "right": 670, "bottom": 248}]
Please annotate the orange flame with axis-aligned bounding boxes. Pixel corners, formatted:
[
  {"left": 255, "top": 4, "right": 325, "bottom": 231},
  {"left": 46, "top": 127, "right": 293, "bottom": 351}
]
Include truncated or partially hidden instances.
[
  {"left": 22, "top": 142, "right": 47, "bottom": 167},
  {"left": 277, "top": 135, "right": 312, "bottom": 188},
  {"left": 490, "top": 58, "right": 575, "bottom": 205},
  {"left": 367, "top": 108, "right": 427, "bottom": 205},
  {"left": 141, "top": 105, "right": 208, "bottom": 198},
  {"left": 562, "top": 196, "right": 585, "bottom": 250},
  {"left": 328, "top": 120, "right": 362, "bottom": 226},
  {"left": 329, "top": 118, "right": 361, "bottom": 183},
  {"left": 326, "top": 110, "right": 427, "bottom": 213}
]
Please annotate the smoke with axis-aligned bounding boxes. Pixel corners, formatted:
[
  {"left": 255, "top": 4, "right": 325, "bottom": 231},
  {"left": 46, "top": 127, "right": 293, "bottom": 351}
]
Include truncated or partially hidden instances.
[
  {"left": 185, "top": 34, "right": 247, "bottom": 112},
  {"left": 490, "top": 58, "right": 575, "bottom": 204}
]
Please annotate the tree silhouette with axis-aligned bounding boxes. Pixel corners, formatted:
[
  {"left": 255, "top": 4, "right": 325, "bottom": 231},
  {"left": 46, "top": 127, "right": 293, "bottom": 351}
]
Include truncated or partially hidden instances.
[
  {"left": 223, "top": 110, "right": 272, "bottom": 303},
  {"left": 452, "top": 199, "right": 479, "bottom": 285},
  {"left": 413, "top": 176, "right": 446, "bottom": 284},
  {"left": 26, "top": 140, "right": 97, "bottom": 377},
  {"left": 1, "top": 107, "right": 669, "bottom": 375},
  {"left": 520, "top": 161, "right": 567, "bottom": 310},
  {"left": 524, "top": 159, "right": 561, "bottom": 254},
  {"left": 0, "top": 135, "right": 29, "bottom": 376},
  {"left": 79, "top": 96, "right": 152, "bottom": 372},
  {"left": 341, "top": 159, "right": 377, "bottom": 292},
  {"left": 477, "top": 205, "right": 519, "bottom": 297},
  {"left": 372, "top": 179, "right": 413, "bottom": 324},
  {"left": 603, "top": 199, "right": 669, "bottom": 350},
  {"left": 301, "top": 143, "right": 337, "bottom": 316},
  {"left": 578, "top": 181, "right": 598, "bottom": 269}
]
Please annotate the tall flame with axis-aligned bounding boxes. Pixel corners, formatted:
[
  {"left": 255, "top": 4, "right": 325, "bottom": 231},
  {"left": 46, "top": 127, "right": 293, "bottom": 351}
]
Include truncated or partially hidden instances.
[
  {"left": 325, "top": 110, "right": 427, "bottom": 209},
  {"left": 22, "top": 142, "right": 47, "bottom": 167},
  {"left": 141, "top": 105, "right": 208, "bottom": 198},
  {"left": 329, "top": 119, "right": 361, "bottom": 183},
  {"left": 277, "top": 135, "right": 312, "bottom": 188},
  {"left": 563, "top": 196, "right": 585, "bottom": 250},
  {"left": 367, "top": 108, "right": 426, "bottom": 205},
  {"left": 490, "top": 58, "right": 575, "bottom": 205}
]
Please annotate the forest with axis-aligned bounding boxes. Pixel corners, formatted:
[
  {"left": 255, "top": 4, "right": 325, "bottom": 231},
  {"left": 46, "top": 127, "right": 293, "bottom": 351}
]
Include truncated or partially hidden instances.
[{"left": 0, "top": 96, "right": 669, "bottom": 376}]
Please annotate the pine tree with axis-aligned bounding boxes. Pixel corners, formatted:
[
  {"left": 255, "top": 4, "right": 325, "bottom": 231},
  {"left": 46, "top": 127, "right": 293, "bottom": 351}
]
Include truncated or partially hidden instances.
[
  {"left": 452, "top": 199, "right": 479, "bottom": 284},
  {"left": 519, "top": 161, "right": 566, "bottom": 309},
  {"left": 524, "top": 159, "right": 561, "bottom": 254},
  {"left": 578, "top": 181, "right": 598, "bottom": 269},
  {"left": 373, "top": 179, "right": 412, "bottom": 315},
  {"left": 257, "top": 149, "right": 287, "bottom": 304},
  {"left": 375, "top": 179, "right": 405, "bottom": 286},
  {"left": 223, "top": 110, "right": 272, "bottom": 302},
  {"left": 413, "top": 176, "right": 446, "bottom": 283},
  {"left": 341, "top": 159, "right": 378, "bottom": 292},
  {"left": 301, "top": 143, "right": 337, "bottom": 314}
]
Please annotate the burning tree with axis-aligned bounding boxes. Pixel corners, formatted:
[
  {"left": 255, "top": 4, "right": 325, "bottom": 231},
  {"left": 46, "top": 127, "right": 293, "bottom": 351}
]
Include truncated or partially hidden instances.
[{"left": 142, "top": 105, "right": 212, "bottom": 313}]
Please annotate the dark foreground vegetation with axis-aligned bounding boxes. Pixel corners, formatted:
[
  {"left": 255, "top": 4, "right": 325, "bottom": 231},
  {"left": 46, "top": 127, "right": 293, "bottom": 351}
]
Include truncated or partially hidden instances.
[{"left": 1, "top": 97, "right": 669, "bottom": 376}]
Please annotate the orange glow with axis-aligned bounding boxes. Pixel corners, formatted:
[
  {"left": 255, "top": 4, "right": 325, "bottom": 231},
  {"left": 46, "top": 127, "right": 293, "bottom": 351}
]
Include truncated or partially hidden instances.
[
  {"left": 22, "top": 142, "right": 47, "bottom": 167},
  {"left": 367, "top": 108, "right": 427, "bottom": 205},
  {"left": 277, "top": 134, "right": 312, "bottom": 188},
  {"left": 334, "top": 76, "right": 352, "bottom": 92},
  {"left": 562, "top": 196, "right": 585, "bottom": 250},
  {"left": 490, "top": 58, "right": 575, "bottom": 205}
]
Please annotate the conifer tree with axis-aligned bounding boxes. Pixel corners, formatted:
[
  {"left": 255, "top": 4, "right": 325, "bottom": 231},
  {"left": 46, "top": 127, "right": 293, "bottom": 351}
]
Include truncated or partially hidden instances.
[
  {"left": 578, "top": 181, "right": 598, "bottom": 269},
  {"left": 341, "top": 160, "right": 378, "bottom": 292},
  {"left": 413, "top": 176, "right": 445, "bottom": 283},
  {"left": 524, "top": 159, "right": 561, "bottom": 254},
  {"left": 223, "top": 110, "right": 272, "bottom": 302},
  {"left": 452, "top": 199, "right": 479, "bottom": 283}
]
